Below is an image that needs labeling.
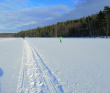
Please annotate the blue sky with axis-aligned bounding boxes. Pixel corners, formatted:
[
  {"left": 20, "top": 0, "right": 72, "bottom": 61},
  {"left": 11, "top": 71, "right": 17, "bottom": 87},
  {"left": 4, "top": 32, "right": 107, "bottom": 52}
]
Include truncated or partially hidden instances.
[
  {"left": 0, "top": 0, "right": 110, "bottom": 33},
  {"left": 28, "top": 0, "right": 73, "bottom": 6}
]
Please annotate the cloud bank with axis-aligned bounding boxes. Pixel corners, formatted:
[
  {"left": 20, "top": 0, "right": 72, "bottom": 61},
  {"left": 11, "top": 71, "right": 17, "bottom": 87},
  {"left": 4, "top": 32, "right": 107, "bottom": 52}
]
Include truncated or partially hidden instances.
[{"left": 0, "top": 0, "right": 110, "bottom": 33}]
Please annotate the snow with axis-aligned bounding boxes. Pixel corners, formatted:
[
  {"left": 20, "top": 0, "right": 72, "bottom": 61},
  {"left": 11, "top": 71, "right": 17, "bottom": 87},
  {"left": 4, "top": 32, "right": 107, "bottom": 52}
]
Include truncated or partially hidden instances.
[
  {"left": 0, "top": 38, "right": 23, "bottom": 93},
  {"left": 0, "top": 38, "right": 110, "bottom": 93},
  {"left": 16, "top": 40, "right": 63, "bottom": 93}
]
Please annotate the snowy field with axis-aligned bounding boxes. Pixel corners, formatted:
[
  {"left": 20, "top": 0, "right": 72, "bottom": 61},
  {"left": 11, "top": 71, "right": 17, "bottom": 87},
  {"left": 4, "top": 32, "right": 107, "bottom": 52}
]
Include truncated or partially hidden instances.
[{"left": 0, "top": 38, "right": 110, "bottom": 93}]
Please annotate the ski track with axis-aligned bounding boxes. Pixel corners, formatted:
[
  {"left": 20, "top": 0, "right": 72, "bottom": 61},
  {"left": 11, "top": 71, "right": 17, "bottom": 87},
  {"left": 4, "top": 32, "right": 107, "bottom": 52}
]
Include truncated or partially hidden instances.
[{"left": 16, "top": 40, "right": 64, "bottom": 93}]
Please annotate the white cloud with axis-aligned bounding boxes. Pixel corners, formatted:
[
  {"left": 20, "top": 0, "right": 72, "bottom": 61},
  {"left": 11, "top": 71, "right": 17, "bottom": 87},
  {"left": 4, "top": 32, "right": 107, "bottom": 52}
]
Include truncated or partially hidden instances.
[
  {"left": 0, "top": 0, "right": 110, "bottom": 33},
  {"left": 20, "top": 22, "right": 38, "bottom": 26},
  {"left": 51, "top": 0, "right": 110, "bottom": 22},
  {"left": 0, "top": 0, "right": 27, "bottom": 10},
  {"left": 45, "top": 17, "right": 54, "bottom": 20},
  {"left": 0, "top": 4, "right": 72, "bottom": 32}
]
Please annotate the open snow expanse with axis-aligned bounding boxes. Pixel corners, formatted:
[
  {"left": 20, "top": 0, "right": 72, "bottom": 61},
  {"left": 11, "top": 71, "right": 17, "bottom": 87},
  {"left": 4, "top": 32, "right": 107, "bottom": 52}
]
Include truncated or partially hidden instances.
[{"left": 0, "top": 38, "right": 110, "bottom": 93}]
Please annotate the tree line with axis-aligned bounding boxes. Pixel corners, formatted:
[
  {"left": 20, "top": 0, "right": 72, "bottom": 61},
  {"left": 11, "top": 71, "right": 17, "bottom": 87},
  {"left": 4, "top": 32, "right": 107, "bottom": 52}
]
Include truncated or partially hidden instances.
[
  {"left": 14, "top": 6, "right": 110, "bottom": 38},
  {"left": 0, "top": 33, "right": 15, "bottom": 37}
]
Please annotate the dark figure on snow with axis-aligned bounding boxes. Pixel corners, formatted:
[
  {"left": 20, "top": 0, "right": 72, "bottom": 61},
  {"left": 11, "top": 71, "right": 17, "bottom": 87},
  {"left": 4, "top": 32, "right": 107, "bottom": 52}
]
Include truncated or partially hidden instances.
[
  {"left": 23, "top": 36, "right": 25, "bottom": 39},
  {"left": 60, "top": 37, "right": 62, "bottom": 43}
]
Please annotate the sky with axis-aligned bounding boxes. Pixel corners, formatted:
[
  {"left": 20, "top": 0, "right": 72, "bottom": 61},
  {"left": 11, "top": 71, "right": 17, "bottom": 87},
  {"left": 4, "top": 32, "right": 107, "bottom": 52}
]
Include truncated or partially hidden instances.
[{"left": 0, "top": 0, "right": 110, "bottom": 33}]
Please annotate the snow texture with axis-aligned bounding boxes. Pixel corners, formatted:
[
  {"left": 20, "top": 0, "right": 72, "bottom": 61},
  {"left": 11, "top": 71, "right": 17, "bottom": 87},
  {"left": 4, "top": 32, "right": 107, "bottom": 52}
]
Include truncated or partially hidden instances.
[
  {"left": 0, "top": 38, "right": 110, "bottom": 93},
  {"left": 16, "top": 40, "right": 63, "bottom": 93}
]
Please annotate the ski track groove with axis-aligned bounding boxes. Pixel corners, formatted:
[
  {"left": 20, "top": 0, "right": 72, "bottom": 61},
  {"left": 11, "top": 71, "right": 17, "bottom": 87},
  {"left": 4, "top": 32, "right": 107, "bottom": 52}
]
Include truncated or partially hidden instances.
[{"left": 16, "top": 40, "right": 64, "bottom": 93}]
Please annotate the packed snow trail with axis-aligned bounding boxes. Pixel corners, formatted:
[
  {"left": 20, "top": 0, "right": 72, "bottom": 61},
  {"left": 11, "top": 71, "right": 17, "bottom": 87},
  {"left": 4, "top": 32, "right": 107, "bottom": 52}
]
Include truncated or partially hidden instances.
[{"left": 16, "top": 40, "right": 64, "bottom": 93}]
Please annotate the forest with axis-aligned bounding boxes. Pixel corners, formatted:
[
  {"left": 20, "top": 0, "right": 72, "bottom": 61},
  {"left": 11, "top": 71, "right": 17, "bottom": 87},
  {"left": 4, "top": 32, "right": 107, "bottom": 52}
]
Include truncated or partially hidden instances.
[
  {"left": 0, "top": 33, "right": 15, "bottom": 37},
  {"left": 14, "top": 6, "right": 110, "bottom": 38}
]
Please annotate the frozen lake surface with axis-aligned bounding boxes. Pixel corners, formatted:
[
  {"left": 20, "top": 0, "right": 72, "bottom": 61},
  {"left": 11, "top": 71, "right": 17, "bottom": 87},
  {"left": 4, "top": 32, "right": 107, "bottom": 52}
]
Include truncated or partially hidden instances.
[{"left": 0, "top": 38, "right": 110, "bottom": 93}]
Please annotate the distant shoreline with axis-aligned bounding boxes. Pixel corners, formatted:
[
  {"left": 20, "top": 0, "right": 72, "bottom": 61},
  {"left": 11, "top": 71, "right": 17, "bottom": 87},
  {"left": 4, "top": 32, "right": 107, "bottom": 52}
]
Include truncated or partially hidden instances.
[{"left": 0, "top": 33, "right": 16, "bottom": 37}]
